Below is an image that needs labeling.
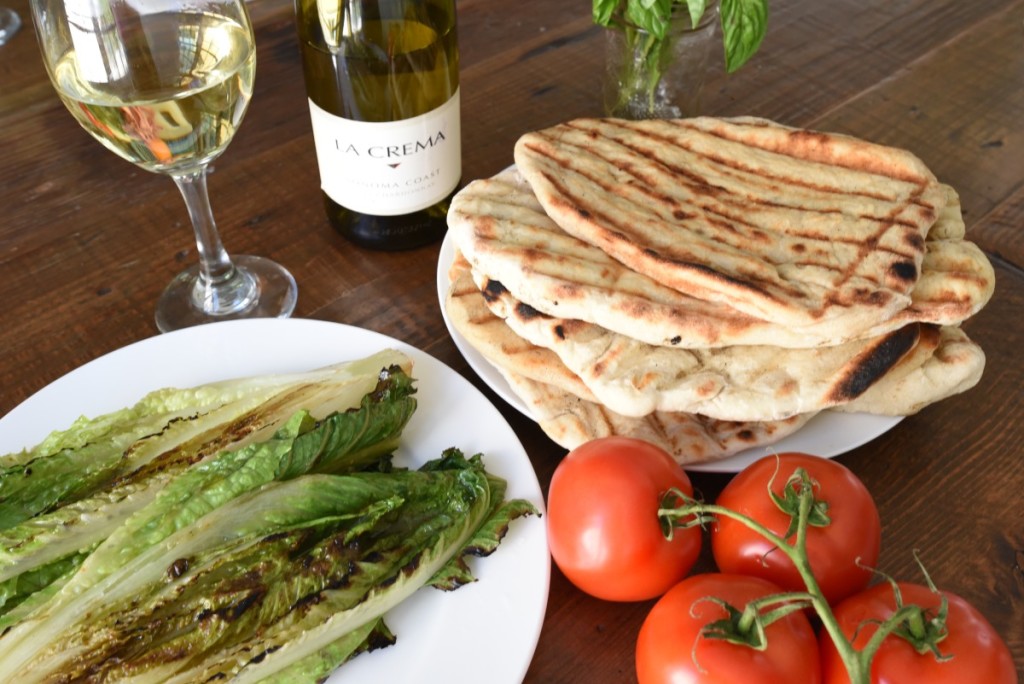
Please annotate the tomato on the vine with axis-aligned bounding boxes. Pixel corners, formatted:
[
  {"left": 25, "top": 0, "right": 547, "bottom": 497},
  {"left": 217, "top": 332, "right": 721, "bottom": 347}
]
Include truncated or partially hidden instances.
[
  {"left": 545, "top": 437, "right": 701, "bottom": 601},
  {"left": 711, "top": 452, "right": 880, "bottom": 605},
  {"left": 820, "top": 582, "right": 1017, "bottom": 684},
  {"left": 637, "top": 573, "right": 822, "bottom": 684}
]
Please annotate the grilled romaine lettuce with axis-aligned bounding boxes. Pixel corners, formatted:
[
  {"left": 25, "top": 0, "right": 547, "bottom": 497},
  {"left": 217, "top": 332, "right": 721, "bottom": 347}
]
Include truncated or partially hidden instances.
[
  {"left": 0, "top": 349, "right": 412, "bottom": 531},
  {"left": 0, "top": 450, "right": 534, "bottom": 683},
  {"left": 0, "top": 353, "right": 416, "bottom": 619},
  {"left": 0, "top": 352, "right": 419, "bottom": 626}
]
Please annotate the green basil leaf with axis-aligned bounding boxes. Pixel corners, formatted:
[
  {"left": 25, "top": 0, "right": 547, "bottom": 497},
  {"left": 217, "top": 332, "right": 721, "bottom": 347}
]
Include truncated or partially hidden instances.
[
  {"left": 625, "top": 0, "right": 670, "bottom": 40},
  {"left": 592, "top": 0, "right": 619, "bottom": 26},
  {"left": 720, "top": 0, "right": 768, "bottom": 73},
  {"left": 686, "top": 0, "right": 708, "bottom": 29}
]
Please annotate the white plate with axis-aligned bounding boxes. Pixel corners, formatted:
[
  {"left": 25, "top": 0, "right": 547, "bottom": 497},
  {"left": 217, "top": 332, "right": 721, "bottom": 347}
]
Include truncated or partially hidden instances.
[
  {"left": 0, "top": 318, "right": 549, "bottom": 684},
  {"left": 436, "top": 233, "right": 903, "bottom": 473}
]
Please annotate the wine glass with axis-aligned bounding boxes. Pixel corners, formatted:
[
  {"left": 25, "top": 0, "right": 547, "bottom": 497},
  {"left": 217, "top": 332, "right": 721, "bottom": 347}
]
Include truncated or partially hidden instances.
[
  {"left": 0, "top": 7, "right": 20, "bottom": 45},
  {"left": 29, "top": 0, "right": 297, "bottom": 332}
]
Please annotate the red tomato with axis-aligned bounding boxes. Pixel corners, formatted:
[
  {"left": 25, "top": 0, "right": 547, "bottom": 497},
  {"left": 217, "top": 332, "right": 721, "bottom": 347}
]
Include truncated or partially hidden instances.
[
  {"left": 637, "top": 573, "right": 822, "bottom": 684},
  {"left": 546, "top": 437, "right": 701, "bottom": 601},
  {"left": 711, "top": 452, "right": 880, "bottom": 605},
  {"left": 820, "top": 582, "right": 1017, "bottom": 684}
]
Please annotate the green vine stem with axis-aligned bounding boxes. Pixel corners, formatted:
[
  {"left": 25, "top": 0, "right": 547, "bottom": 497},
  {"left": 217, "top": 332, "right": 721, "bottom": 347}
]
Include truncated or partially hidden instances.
[
  {"left": 659, "top": 471, "right": 944, "bottom": 684},
  {"left": 697, "top": 590, "right": 816, "bottom": 649}
]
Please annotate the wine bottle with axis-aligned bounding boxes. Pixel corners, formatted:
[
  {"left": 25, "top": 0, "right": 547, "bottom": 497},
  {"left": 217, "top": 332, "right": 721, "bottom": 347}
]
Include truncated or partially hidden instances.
[{"left": 294, "top": 0, "right": 461, "bottom": 250}]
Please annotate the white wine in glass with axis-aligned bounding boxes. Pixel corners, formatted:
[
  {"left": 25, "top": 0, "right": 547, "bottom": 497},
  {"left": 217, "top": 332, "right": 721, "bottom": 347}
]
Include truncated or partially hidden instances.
[{"left": 30, "top": 0, "right": 297, "bottom": 332}]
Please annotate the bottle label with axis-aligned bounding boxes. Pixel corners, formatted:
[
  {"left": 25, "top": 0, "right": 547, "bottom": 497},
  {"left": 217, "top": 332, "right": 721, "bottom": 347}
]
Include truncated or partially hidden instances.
[{"left": 308, "top": 89, "right": 461, "bottom": 216}]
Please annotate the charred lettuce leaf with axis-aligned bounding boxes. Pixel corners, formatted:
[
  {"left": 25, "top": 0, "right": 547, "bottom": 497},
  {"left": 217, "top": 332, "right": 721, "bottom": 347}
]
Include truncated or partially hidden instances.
[
  {"left": 0, "top": 349, "right": 412, "bottom": 531},
  {"left": 0, "top": 450, "right": 535, "bottom": 683},
  {"left": 0, "top": 353, "right": 416, "bottom": 626}
]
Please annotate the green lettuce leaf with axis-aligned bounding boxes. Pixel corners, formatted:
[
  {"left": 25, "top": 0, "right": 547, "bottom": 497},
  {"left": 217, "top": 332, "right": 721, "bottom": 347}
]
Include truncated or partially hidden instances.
[
  {"left": 0, "top": 349, "right": 411, "bottom": 531},
  {"left": 0, "top": 450, "right": 532, "bottom": 684},
  {"left": 0, "top": 355, "right": 416, "bottom": 653}
]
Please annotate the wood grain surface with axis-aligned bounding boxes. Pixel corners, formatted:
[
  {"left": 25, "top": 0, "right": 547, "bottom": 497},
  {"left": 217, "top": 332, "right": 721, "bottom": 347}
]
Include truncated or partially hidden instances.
[{"left": 1, "top": 0, "right": 1021, "bottom": 681}]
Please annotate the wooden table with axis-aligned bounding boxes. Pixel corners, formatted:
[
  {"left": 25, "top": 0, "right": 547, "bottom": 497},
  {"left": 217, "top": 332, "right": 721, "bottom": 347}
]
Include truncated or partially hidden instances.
[{"left": 1, "top": 0, "right": 1021, "bottom": 680}]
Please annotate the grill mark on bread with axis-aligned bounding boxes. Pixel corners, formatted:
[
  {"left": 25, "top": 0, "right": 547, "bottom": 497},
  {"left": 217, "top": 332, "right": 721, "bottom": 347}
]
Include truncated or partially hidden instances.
[
  {"left": 516, "top": 302, "right": 542, "bottom": 319},
  {"left": 906, "top": 232, "right": 926, "bottom": 251},
  {"left": 828, "top": 324, "right": 921, "bottom": 402},
  {"left": 524, "top": 128, "right": 930, "bottom": 312},
  {"left": 636, "top": 248, "right": 784, "bottom": 299},
  {"left": 672, "top": 118, "right": 933, "bottom": 185},
  {"left": 567, "top": 120, "right": 935, "bottom": 270},
  {"left": 481, "top": 278, "right": 508, "bottom": 304},
  {"left": 728, "top": 196, "right": 923, "bottom": 231},
  {"left": 594, "top": 118, "right": 931, "bottom": 207},
  {"left": 527, "top": 158, "right": 797, "bottom": 305},
  {"left": 889, "top": 260, "right": 918, "bottom": 283}
]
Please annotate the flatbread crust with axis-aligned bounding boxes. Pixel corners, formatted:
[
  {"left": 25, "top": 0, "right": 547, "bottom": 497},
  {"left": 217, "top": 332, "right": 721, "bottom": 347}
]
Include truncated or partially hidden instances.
[
  {"left": 447, "top": 166, "right": 993, "bottom": 349},
  {"left": 444, "top": 258, "right": 815, "bottom": 463},
  {"left": 514, "top": 117, "right": 950, "bottom": 332},
  {"left": 476, "top": 270, "right": 926, "bottom": 421},
  {"left": 498, "top": 368, "right": 816, "bottom": 465},
  {"left": 837, "top": 325, "right": 985, "bottom": 415}
]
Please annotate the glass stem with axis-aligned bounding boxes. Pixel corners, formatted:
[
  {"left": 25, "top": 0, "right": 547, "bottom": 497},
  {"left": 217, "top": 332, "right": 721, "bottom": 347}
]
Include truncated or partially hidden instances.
[{"left": 172, "top": 168, "right": 257, "bottom": 316}]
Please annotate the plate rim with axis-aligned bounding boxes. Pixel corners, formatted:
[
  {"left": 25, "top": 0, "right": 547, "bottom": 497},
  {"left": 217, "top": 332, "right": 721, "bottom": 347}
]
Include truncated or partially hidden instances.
[{"left": 0, "top": 317, "right": 550, "bottom": 684}]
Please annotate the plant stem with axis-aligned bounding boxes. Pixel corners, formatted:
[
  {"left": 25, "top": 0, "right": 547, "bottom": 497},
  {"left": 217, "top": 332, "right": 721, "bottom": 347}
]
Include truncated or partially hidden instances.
[
  {"left": 611, "top": 23, "right": 668, "bottom": 117},
  {"left": 663, "top": 494, "right": 930, "bottom": 684}
]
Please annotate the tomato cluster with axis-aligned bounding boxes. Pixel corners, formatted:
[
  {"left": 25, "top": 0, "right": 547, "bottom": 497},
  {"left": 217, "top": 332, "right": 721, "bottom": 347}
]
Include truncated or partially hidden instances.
[{"left": 545, "top": 438, "right": 1017, "bottom": 684}]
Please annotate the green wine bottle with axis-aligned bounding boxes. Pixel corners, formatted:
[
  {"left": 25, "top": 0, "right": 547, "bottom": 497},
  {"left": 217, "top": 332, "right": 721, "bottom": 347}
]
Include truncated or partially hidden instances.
[{"left": 294, "top": 0, "right": 460, "bottom": 250}]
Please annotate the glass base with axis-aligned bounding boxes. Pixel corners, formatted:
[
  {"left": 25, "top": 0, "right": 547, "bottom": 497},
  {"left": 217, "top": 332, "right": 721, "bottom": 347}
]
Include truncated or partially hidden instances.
[
  {"left": 155, "top": 255, "right": 298, "bottom": 333},
  {"left": 0, "top": 7, "right": 21, "bottom": 46}
]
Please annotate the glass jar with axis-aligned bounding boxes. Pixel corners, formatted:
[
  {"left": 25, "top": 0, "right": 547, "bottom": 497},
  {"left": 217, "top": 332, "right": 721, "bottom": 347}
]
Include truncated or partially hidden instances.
[{"left": 602, "top": 1, "right": 719, "bottom": 119}]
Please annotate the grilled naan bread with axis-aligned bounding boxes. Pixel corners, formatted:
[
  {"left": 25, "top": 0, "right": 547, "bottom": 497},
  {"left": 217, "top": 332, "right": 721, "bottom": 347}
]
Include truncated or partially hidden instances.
[
  {"left": 447, "top": 167, "right": 993, "bottom": 349},
  {"left": 514, "top": 117, "right": 951, "bottom": 334},
  {"left": 455, "top": 255, "right": 986, "bottom": 419},
  {"left": 441, "top": 118, "right": 991, "bottom": 461},
  {"left": 443, "top": 260, "right": 814, "bottom": 463},
  {"left": 498, "top": 368, "right": 816, "bottom": 465},
  {"left": 837, "top": 325, "right": 985, "bottom": 415},
  {"left": 475, "top": 271, "right": 929, "bottom": 421}
]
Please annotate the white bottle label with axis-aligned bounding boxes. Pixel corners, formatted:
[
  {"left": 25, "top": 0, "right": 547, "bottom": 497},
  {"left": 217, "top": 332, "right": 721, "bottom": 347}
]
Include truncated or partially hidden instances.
[{"left": 307, "top": 89, "right": 461, "bottom": 216}]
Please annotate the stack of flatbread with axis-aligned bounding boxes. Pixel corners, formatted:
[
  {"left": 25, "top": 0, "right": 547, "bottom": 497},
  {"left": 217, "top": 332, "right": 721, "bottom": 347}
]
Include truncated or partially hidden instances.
[{"left": 442, "top": 116, "right": 994, "bottom": 466}]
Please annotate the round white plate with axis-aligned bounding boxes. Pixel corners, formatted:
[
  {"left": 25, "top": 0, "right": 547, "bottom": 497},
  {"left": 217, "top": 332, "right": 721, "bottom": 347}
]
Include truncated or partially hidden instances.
[
  {"left": 436, "top": 233, "right": 903, "bottom": 473},
  {"left": 0, "top": 318, "right": 549, "bottom": 684}
]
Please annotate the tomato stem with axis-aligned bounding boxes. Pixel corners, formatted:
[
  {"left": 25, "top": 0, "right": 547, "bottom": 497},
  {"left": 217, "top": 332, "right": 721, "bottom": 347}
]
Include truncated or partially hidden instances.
[
  {"left": 696, "top": 592, "right": 814, "bottom": 651},
  {"left": 665, "top": 489, "right": 880, "bottom": 683},
  {"left": 659, "top": 464, "right": 962, "bottom": 684},
  {"left": 662, "top": 475, "right": 956, "bottom": 684},
  {"left": 768, "top": 467, "right": 831, "bottom": 539}
]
